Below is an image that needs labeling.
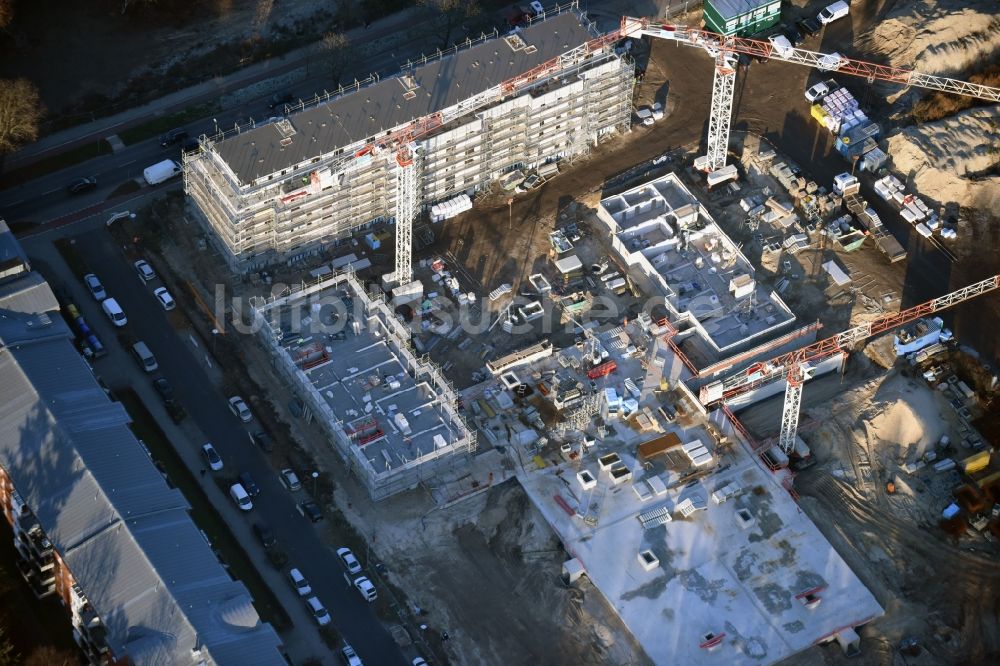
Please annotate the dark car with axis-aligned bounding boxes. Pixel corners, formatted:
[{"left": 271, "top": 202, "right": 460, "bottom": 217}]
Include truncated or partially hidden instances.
[
  {"left": 153, "top": 377, "right": 175, "bottom": 402},
  {"left": 253, "top": 523, "right": 277, "bottom": 548},
  {"left": 181, "top": 136, "right": 200, "bottom": 152},
  {"left": 67, "top": 177, "right": 97, "bottom": 195},
  {"left": 298, "top": 501, "right": 323, "bottom": 523},
  {"left": 797, "top": 17, "right": 822, "bottom": 36},
  {"left": 783, "top": 26, "right": 803, "bottom": 46},
  {"left": 268, "top": 92, "right": 295, "bottom": 110},
  {"left": 239, "top": 471, "right": 261, "bottom": 497},
  {"left": 159, "top": 128, "right": 189, "bottom": 147},
  {"left": 249, "top": 430, "right": 274, "bottom": 452}
]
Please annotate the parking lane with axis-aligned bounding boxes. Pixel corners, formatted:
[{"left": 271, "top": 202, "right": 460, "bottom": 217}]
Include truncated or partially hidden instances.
[{"left": 71, "top": 227, "right": 406, "bottom": 665}]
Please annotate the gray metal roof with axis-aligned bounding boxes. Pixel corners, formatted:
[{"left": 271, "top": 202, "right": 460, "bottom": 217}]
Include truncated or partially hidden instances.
[
  {"left": 0, "top": 273, "right": 284, "bottom": 664},
  {"left": 0, "top": 270, "right": 59, "bottom": 314},
  {"left": 214, "top": 10, "right": 594, "bottom": 185},
  {"left": 0, "top": 219, "right": 30, "bottom": 280},
  {"left": 706, "top": 0, "right": 776, "bottom": 20}
]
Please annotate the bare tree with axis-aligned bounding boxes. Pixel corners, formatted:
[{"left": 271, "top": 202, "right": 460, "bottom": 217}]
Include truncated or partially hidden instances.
[
  {"left": 0, "top": 79, "right": 44, "bottom": 163},
  {"left": 120, "top": 0, "right": 157, "bottom": 14},
  {"left": 0, "top": 626, "right": 16, "bottom": 666},
  {"left": 321, "top": 32, "right": 354, "bottom": 87},
  {"left": 0, "top": 0, "right": 14, "bottom": 30},
  {"left": 23, "top": 646, "right": 78, "bottom": 666},
  {"left": 420, "top": 0, "right": 480, "bottom": 50}
]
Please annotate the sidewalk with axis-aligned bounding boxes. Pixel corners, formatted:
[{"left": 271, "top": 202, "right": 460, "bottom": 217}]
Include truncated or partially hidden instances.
[
  {"left": 7, "top": 7, "right": 424, "bottom": 171},
  {"left": 24, "top": 236, "right": 338, "bottom": 665}
]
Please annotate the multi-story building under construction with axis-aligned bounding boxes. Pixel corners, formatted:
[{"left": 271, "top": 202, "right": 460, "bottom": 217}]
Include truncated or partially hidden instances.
[{"left": 184, "top": 3, "right": 634, "bottom": 272}]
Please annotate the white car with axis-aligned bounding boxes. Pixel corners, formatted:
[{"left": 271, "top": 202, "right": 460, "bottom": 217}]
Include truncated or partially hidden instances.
[
  {"left": 153, "top": 287, "right": 176, "bottom": 311},
  {"left": 202, "top": 443, "right": 223, "bottom": 471},
  {"left": 102, "top": 298, "right": 127, "bottom": 327},
  {"left": 804, "top": 81, "right": 830, "bottom": 103},
  {"left": 412, "top": 659, "right": 428, "bottom": 666},
  {"left": 228, "top": 396, "right": 252, "bottom": 423},
  {"left": 288, "top": 568, "right": 312, "bottom": 596},
  {"left": 767, "top": 34, "right": 793, "bottom": 57},
  {"left": 336, "top": 547, "right": 362, "bottom": 575},
  {"left": 84, "top": 274, "right": 106, "bottom": 300},
  {"left": 306, "top": 596, "right": 331, "bottom": 626},
  {"left": 134, "top": 259, "right": 156, "bottom": 282},
  {"left": 280, "top": 468, "right": 302, "bottom": 492},
  {"left": 341, "top": 644, "right": 362, "bottom": 666},
  {"left": 818, "top": 52, "right": 847, "bottom": 72},
  {"left": 229, "top": 483, "right": 253, "bottom": 511},
  {"left": 353, "top": 576, "right": 377, "bottom": 602}
]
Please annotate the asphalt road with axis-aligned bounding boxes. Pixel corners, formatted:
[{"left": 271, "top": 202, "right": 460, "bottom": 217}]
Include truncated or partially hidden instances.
[
  {"left": 0, "top": 33, "right": 429, "bottom": 225},
  {"left": 70, "top": 227, "right": 407, "bottom": 666}
]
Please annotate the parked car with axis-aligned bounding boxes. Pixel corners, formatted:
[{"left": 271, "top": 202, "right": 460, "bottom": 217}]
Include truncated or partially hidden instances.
[
  {"left": 83, "top": 273, "right": 106, "bottom": 300},
  {"left": 229, "top": 483, "right": 253, "bottom": 511},
  {"left": 159, "top": 128, "right": 189, "bottom": 147},
  {"left": 134, "top": 259, "right": 156, "bottom": 282},
  {"left": 336, "top": 547, "right": 362, "bottom": 575},
  {"left": 782, "top": 26, "right": 803, "bottom": 47},
  {"left": 153, "top": 377, "right": 175, "bottom": 402},
  {"left": 181, "top": 136, "right": 200, "bottom": 153},
  {"left": 817, "top": 0, "right": 850, "bottom": 25},
  {"left": 269, "top": 92, "right": 295, "bottom": 110},
  {"left": 797, "top": 17, "right": 822, "bottom": 35},
  {"left": 288, "top": 567, "right": 312, "bottom": 596},
  {"left": 280, "top": 468, "right": 302, "bottom": 491},
  {"left": 298, "top": 501, "right": 323, "bottom": 523},
  {"left": 131, "top": 341, "right": 158, "bottom": 373},
  {"left": 805, "top": 81, "right": 830, "bottom": 103},
  {"left": 340, "top": 643, "right": 362, "bottom": 666},
  {"left": 152, "top": 378, "right": 186, "bottom": 423},
  {"left": 101, "top": 298, "right": 127, "bottom": 327},
  {"left": 153, "top": 287, "right": 176, "bottom": 310},
  {"left": 250, "top": 430, "right": 274, "bottom": 452},
  {"left": 67, "top": 177, "right": 97, "bottom": 195},
  {"left": 253, "top": 523, "right": 277, "bottom": 548},
  {"left": 412, "top": 659, "right": 428, "bottom": 666},
  {"left": 202, "top": 442, "right": 223, "bottom": 471},
  {"left": 767, "top": 34, "right": 793, "bottom": 58},
  {"left": 239, "top": 471, "right": 260, "bottom": 497},
  {"left": 306, "top": 596, "right": 331, "bottom": 626},
  {"left": 228, "top": 396, "right": 252, "bottom": 423},
  {"left": 817, "top": 52, "right": 847, "bottom": 72},
  {"left": 353, "top": 576, "right": 377, "bottom": 602}
]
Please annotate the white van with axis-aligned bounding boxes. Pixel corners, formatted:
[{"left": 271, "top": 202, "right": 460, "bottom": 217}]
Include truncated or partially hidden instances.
[
  {"left": 102, "top": 298, "right": 127, "bottom": 327},
  {"left": 143, "top": 159, "right": 182, "bottom": 186},
  {"left": 230, "top": 483, "right": 253, "bottom": 511},
  {"left": 817, "top": 1, "right": 849, "bottom": 25},
  {"left": 131, "top": 341, "right": 158, "bottom": 373}
]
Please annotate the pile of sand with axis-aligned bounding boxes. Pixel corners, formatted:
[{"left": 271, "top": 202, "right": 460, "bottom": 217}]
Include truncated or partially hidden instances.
[
  {"left": 885, "top": 107, "right": 1000, "bottom": 209},
  {"left": 865, "top": 377, "right": 947, "bottom": 453},
  {"left": 861, "top": 0, "right": 1000, "bottom": 75}
]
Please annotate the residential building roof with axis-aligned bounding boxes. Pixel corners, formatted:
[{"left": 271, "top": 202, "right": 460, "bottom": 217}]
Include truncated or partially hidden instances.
[
  {"left": 214, "top": 10, "right": 594, "bottom": 185},
  {"left": 0, "top": 264, "right": 283, "bottom": 664}
]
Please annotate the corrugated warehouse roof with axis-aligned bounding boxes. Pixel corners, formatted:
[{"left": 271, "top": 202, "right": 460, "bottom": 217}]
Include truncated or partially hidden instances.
[
  {"left": 214, "top": 10, "right": 594, "bottom": 185},
  {"left": 707, "top": 0, "right": 776, "bottom": 20},
  {"left": 0, "top": 278, "right": 284, "bottom": 664}
]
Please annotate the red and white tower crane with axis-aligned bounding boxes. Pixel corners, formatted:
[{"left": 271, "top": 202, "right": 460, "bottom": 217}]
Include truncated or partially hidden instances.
[
  {"left": 621, "top": 19, "right": 1000, "bottom": 172},
  {"left": 700, "top": 275, "right": 1000, "bottom": 453}
]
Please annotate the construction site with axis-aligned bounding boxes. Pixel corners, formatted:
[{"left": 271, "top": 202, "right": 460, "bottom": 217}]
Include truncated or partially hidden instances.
[{"left": 137, "top": 0, "right": 1000, "bottom": 664}]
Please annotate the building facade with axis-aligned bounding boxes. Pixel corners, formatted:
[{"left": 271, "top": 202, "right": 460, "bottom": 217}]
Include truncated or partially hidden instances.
[
  {"left": 184, "top": 5, "right": 634, "bottom": 272},
  {"left": 0, "top": 221, "right": 284, "bottom": 665},
  {"left": 704, "top": 0, "right": 782, "bottom": 37}
]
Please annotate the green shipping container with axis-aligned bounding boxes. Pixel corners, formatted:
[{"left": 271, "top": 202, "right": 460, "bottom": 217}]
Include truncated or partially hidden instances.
[{"left": 704, "top": 0, "right": 782, "bottom": 37}]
